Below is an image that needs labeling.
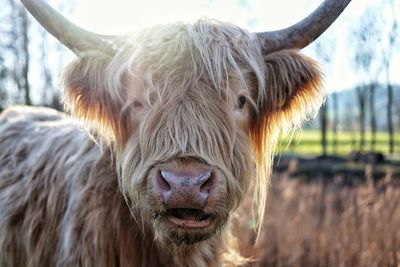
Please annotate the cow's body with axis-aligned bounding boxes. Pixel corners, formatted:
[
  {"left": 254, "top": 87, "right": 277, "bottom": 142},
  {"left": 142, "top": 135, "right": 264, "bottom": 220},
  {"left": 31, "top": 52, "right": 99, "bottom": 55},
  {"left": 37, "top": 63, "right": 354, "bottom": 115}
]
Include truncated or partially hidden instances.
[
  {"left": 0, "top": 0, "right": 352, "bottom": 265},
  {"left": 0, "top": 106, "right": 229, "bottom": 267}
]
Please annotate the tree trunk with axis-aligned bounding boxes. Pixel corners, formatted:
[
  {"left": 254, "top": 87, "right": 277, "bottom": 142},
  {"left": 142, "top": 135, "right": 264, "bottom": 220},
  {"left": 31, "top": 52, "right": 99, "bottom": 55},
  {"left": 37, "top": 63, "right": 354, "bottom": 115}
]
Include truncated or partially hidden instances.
[
  {"left": 386, "top": 0, "right": 397, "bottom": 154},
  {"left": 357, "top": 89, "right": 366, "bottom": 152},
  {"left": 388, "top": 83, "right": 394, "bottom": 154},
  {"left": 20, "top": 7, "right": 31, "bottom": 105},
  {"left": 320, "top": 102, "right": 328, "bottom": 156},
  {"left": 369, "top": 84, "right": 376, "bottom": 151},
  {"left": 40, "top": 31, "right": 54, "bottom": 105},
  {"left": 332, "top": 92, "right": 339, "bottom": 155}
]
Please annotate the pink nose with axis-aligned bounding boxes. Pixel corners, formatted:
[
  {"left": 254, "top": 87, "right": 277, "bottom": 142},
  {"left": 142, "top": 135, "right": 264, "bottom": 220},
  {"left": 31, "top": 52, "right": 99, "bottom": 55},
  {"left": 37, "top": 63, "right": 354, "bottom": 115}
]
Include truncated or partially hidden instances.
[{"left": 153, "top": 169, "right": 216, "bottom": 209}]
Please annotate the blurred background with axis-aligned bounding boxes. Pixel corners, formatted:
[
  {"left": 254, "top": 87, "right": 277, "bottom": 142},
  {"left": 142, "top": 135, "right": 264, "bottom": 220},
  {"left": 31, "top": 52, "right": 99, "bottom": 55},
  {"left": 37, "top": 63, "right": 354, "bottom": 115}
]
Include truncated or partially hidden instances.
[{"left": 1, "top": 0, "right": 399, "bottom": 266}]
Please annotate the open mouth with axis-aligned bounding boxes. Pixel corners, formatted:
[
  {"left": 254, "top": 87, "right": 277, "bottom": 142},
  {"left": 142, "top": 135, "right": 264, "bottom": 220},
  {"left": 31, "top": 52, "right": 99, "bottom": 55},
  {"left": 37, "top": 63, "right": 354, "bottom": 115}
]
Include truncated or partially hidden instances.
[{"left": 166, "top": 208, "right": 211, "bottom": 228}]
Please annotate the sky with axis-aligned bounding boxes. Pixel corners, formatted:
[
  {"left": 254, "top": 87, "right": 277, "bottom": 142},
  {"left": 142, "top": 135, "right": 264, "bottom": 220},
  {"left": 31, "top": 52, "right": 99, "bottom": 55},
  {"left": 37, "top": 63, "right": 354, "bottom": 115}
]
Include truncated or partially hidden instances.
[{"left": 48, "top": 0, "right": 400, "bottom": 93}]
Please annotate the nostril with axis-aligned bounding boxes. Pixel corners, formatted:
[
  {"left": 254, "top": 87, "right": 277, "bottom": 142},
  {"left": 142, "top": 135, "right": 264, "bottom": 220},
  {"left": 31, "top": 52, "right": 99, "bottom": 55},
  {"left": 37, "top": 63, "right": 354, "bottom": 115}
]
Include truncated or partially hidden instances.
[
  {"left": 200, "top": 171, "right": 215, "bottom": 194},
  {"left": 157, "top": 170, "right": 171, "bottom": 192}
]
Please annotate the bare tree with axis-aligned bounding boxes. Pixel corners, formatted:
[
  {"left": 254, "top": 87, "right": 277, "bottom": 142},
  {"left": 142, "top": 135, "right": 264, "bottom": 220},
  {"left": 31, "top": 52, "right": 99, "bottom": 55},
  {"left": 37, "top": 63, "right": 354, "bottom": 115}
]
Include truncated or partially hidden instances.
[
  {"left": 351, "top": 7, "right": 381, "bottom": 152},
  {"left": 382, "top": 0, "right": 399, "bottom": 154},
  {"left": 314, "top": 36, "right": 334, "bottom": 156},
  {"left": 7, "top": 0, "right": 31, "bottom": 105}
]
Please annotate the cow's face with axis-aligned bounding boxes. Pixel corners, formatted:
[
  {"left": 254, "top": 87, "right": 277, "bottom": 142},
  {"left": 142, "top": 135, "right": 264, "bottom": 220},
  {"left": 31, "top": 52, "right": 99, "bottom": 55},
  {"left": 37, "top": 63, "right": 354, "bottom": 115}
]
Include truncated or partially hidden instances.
[
  {"left": 62, "top": 21, "right": 323, "bottom": 246},
  {"left": 22, "top": 0, "right": 350, "bottom": 248}
]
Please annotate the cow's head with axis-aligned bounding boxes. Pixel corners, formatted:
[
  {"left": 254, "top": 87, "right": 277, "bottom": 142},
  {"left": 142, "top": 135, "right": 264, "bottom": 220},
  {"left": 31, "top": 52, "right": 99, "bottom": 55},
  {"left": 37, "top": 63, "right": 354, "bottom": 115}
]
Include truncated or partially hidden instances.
[{"left": 21, "top": 0, "right": 350, "bottom": 246}]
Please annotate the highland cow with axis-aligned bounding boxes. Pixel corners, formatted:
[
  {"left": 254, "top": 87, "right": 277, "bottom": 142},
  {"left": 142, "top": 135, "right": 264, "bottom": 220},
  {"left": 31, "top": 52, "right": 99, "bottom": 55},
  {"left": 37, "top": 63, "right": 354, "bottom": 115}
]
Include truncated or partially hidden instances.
[{"left": 0, "top": 0, "right": 351, "bottom": 266}]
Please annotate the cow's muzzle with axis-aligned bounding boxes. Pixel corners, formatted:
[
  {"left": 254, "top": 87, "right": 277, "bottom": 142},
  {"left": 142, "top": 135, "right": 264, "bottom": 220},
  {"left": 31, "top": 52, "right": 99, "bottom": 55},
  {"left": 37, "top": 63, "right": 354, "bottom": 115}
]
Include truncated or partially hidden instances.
[{"left": 152, "top": 167, "right": 217, "bottom": 228}]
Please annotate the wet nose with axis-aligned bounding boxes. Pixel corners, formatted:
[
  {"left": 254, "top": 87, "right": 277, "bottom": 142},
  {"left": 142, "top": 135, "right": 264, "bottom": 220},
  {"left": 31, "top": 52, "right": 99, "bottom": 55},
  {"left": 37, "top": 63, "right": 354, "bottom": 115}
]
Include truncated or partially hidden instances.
[{"left": 153, "top": 169, "right": 216, "bottom": 209}]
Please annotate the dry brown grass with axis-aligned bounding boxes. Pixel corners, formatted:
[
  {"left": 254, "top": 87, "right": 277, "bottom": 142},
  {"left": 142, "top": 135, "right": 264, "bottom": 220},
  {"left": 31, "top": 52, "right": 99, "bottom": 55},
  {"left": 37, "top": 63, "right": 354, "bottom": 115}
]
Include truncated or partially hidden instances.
[{"left": 244, "top": 171, "right": 400, "bottom": 267}]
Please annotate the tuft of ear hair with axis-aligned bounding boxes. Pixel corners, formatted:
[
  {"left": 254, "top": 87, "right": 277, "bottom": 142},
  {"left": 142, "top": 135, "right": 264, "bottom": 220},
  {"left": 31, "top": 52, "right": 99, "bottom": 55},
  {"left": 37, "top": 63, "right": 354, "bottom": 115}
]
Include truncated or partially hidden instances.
[
  {"left": 251, "top": 49, "right": 324, "bottom": 135},
  {"left": 261, "top": 50, "right": 323, "bottom": 115},
  {"left": 62, "top": 54, "right": 131, "bottom": 144},
  {"left": 249, "top": 49, "right": 324, "bottom": 239}
]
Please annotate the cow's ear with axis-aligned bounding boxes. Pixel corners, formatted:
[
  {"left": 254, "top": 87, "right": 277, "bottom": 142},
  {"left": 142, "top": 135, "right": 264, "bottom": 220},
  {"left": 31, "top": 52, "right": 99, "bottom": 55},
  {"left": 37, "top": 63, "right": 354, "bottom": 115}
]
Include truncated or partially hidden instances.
[
  {"left": 62, "top": 55, "right": 129, "bottom": 143},
  {"left": 256, "top": 50, "right": 324, "bottom": 119}
]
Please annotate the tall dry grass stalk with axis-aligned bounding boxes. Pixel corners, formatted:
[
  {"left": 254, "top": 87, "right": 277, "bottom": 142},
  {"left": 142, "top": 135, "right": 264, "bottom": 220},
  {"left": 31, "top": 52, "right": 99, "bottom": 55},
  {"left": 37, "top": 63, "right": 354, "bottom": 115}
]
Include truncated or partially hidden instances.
[{"left": 247, "top": 173, "right": 400, "bottom": 267}]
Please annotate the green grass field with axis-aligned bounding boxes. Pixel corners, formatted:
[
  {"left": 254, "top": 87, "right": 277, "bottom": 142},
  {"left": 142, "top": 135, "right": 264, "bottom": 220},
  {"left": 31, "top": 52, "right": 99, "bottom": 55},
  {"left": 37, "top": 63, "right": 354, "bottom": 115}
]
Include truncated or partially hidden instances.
[{"left": 277, "top": 130, "right": 400, "bottom": 156}]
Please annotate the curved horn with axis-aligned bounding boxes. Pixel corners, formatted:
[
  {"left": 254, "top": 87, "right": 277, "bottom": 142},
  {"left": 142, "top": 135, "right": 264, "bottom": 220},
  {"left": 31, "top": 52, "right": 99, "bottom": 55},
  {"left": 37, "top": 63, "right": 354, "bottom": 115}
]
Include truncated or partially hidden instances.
[
  {"left": 257, "top": 0, "right": 352, "bottom": 53},
  {"left": 20, "top": 0, "right": 116, "bottom": 56}
]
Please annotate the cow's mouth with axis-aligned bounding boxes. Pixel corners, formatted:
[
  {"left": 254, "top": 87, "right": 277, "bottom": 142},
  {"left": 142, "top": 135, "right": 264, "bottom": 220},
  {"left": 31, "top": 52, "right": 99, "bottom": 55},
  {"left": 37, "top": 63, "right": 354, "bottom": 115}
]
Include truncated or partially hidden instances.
[{"left": 166, "top": 208, "right": 211, "bottom": 228}]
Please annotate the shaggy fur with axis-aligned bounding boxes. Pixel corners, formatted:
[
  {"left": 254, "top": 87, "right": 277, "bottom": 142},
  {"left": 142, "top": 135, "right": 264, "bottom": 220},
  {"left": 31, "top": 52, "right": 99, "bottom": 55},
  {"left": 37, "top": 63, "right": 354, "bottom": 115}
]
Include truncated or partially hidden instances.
[{"left": 0, "top": 19, "right": 323, "bottom": 266}]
